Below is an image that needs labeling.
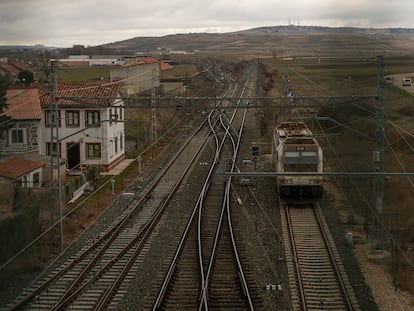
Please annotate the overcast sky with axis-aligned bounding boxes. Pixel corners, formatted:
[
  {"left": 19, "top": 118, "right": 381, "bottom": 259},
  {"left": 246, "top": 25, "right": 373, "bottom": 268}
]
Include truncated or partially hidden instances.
[{"left": 1, "top": 0, "right": 414, "bottom": 47}]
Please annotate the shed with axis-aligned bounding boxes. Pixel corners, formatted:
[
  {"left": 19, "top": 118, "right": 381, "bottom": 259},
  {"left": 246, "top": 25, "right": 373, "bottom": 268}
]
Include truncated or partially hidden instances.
[
  {"left": 0, "top": 157, "right": 44, "bottom": 188},
  {"left": 0, "top": 157, "right": 44, "bottom": 210}
]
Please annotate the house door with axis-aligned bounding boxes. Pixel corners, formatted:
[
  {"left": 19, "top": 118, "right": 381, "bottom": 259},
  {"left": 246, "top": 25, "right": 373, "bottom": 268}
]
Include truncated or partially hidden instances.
[{"left": 67, "top": 142, "right": 80, "bottom": 170}]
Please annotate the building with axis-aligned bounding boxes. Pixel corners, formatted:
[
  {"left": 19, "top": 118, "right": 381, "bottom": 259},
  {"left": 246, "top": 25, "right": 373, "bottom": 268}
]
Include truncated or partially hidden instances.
[
  {"left": 0, "top": 60, "right": 35, "bottom": 82},
  {"left": 110, "top": 57, "right": 161, "bottom": 95},
  {"left": 39, "top": 82, "right": 125, "bottom": 172},
  {"left": 0, "top": 86, "right": 65, "bottom": 192},
  {"left": 0, "top": 157, "right": 44, "bottom": 188},
  {"left": 0, "top": 157, "right": 44, "bottom": 210},
  {"left": 0, "top": 87, "right": 42, "bottom": 155},
  {"left": 57, "top": 55, "right": 124, "bottom": 67}
]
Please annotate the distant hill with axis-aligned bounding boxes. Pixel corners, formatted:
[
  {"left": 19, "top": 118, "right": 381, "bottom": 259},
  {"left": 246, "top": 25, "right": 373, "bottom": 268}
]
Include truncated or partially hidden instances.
[
  {"left": 232, "top": 25, "right": 414, "bottom": 36},
  {"left": 99, "top": 25, "right": 414, "bottom": 57},
  {"left": 0, "top": 44, "right": 49, "bottom": 51},
  {"left": 3, "top": 26, "right": 414, "bottom": 58}
]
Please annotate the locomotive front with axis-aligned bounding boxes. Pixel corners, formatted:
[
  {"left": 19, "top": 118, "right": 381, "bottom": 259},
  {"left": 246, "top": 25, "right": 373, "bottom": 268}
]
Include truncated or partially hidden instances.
[{"left": 273, "top": 122, "right": 323, "bottom": 200}]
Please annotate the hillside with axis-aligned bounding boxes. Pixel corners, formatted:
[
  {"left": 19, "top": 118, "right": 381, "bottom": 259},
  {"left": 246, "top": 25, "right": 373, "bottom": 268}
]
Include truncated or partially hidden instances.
[{"left": 100, "top": 25, "right": 414, "bottom": 57}]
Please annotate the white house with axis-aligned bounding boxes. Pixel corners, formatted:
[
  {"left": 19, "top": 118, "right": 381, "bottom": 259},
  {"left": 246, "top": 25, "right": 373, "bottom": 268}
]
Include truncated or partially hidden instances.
[
  {"left": 57, "top": 55, "right": 124, "bottom": 67},
  {"left": 39, "top": 82, "right": 125, "bottom": 172}
]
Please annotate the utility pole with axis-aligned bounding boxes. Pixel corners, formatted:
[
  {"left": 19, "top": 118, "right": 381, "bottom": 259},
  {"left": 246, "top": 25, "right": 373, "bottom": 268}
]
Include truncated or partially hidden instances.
[
  {"left": 150, "top": 68, "right": 157, "bottom": 143},
  {"left": 371, "top": 55, "right": 385, "bottom": 252},
  {"left": 185, "top": 73, "right": 190, "bottom": 111},
  {"left": 283, "top": 65, "right": 289, "bottom": 121},
  {"left": 256, "top": 59, "right": 262, "bottom": 138},
  {"left": 50, "top": 60, "right": 64, "bottom": 253},
  {"left": 283, "top": 65, "right": 289, "bottom": 97}
]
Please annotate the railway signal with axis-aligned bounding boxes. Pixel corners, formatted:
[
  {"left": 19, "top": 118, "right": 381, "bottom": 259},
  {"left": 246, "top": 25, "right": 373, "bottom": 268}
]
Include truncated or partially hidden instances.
[{"left": 251, "top": 145, "right": 259, "bottom": 160}]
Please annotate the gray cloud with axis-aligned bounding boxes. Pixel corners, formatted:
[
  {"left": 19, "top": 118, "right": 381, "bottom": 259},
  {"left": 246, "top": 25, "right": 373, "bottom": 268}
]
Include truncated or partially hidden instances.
[{"left": 0, "top": 0, "right": 413, "bottom": 47}]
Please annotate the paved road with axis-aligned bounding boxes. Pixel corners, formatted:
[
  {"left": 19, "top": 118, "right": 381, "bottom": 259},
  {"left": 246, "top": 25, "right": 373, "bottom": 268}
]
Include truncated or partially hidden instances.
[{"left": 385, "top": 73, "right": 414, "bottom": 94}]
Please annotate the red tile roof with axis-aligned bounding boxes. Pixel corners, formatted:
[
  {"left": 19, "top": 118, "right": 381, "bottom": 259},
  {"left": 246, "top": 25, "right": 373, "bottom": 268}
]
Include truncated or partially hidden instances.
[
  {"left": 160, "top": 61, "right": 173, "bottom": 70},
  {"left": 138, "top": 57, "right": 159, "bottom": 64},
  {"left": 123, "top": 57, "right": 172, "bottom": 69},
  {"left": 0, "top": 157, "right": 43, "bottom": 180},
  {"left": 4, "top": 88, "right": 42, "bottom": 120},
  {"left": 0, "top": 62, "right": 20, "bottom": 75},
  {"left": 122, "top": 57, "right": 160, "bottom": 68},
  {"left": 40, "top": 82, "right": 121, "bottom": 107},
  {"left": 8, "top": 61, "right": 34, "bottom": 73}
]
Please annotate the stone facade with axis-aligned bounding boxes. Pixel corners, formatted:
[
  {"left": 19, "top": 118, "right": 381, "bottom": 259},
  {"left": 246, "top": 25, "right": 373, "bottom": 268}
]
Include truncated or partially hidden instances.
[{"left": 0, "top": 121, "right": 40, "bottom": 155}]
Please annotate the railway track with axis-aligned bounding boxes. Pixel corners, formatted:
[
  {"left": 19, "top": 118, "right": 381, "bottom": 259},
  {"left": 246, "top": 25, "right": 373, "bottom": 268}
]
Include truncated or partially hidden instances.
[
  {"left": 5, "top": 62, "right": 266, "bottom": 311},
  {"left": 281, "top": 202, "right": 361, "bottom": 311},
  {"left": 150, "top": 70, "right": 263, "bottom": 310},
  {"left": 5, "top": 111, "right": 219, "bottom": 311}
]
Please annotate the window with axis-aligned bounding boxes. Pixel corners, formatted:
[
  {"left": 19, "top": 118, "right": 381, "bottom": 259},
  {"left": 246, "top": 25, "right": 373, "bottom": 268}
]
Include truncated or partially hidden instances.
[
  {"left": 86, "top": 143, "right": 101, "bottom": 158},
  {"left": 109, "top": 108, "right": 113, "bottom": 123},
  {"left": 115, "top": 136, "right": 118, "bottom": 153},
  {"left": 66, "top": 110, "right": 80, "bottom": 127},
  {"left": 46, "top": 142, "right": 61, "bottom": 156},
  {"left": 11, "top": 129, "right": 24, "bottom": 144},
  {"left": 120, "top": 133, "right": 123, "bottom": 150},
  {"left": 86, "top": 110, "right": 100, "bottom": 127},
  {"left": 284, "top": 151, "right": 318, "bottom": 172},
  {"left": 33, "top": 172, "right": 40, "bottom": 187},
  {"left": 45, "top": 110, "right": 61, "bottom": 127}
]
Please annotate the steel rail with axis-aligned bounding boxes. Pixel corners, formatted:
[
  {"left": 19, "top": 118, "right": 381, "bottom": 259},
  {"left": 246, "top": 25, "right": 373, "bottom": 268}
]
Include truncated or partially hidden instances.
[
  {"left": 284, "top": 202, "right": 360, "bottom": 311},
  {"left": 197, "top": 82, "right": 240, "bottom": 305},
  {"left": 90, "top": 85, "right": 238, "bottom": 310},
  {"left": 198, "top": 82, "right": 245, "bottom": 311},
  {"left": 284, "top": 202, "right": 308, "bottom": 311},
  {"left": 224, "top": 79, "right": 255, "bottom": 310},
  {"left": 51, "top": 114, "right": 219, "bottom": 310},
  {"left": 92, "top": 127, "right": 214, "bottom": 310},
  {"left": 199, "top": 75, "right": 255, "bottom": 310},
  {"left": 314, "top": 205, "right": 355, "bottom": 311},
  {"left": 151, "top": 94, "right": 229, "bottom": 310},
  {"left": 152, "top": 69, "right": 258, "bottom": 310},
  {"left": 7, "top": 115, "right": 201, "bottom": 310},
  {"left": 8, "top": 113, "right": 210, "bottom": 311}
]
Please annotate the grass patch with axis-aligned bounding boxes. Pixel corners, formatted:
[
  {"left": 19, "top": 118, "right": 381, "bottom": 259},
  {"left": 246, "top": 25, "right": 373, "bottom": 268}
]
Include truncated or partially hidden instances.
[
  {"left": 387, "top": 84, "right": 414, "bottom": 99},
  {"left": 57, "top": 67, "right": 111, "bottom": 82},
  {"left": 165, "top": 64, "right": 198, "bottom": 77}
]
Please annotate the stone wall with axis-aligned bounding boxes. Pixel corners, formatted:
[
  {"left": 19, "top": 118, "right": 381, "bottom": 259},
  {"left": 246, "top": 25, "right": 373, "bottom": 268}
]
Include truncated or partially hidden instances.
[{"left": 0, "top": 121, "right": 39, "bottom": 154}]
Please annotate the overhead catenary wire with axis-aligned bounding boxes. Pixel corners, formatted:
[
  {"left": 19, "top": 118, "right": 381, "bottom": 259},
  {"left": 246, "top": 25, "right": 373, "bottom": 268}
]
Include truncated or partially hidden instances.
[
  {"left": 4, "top": 56, "right": 412, "bottom": 278},
  {"left": 301, "top": 68, "right": 414, "bottom": 274},
  {"left": 0, "top": 65, "right": 147, "bottom": 120},
  {"left": 0, "top": 109, "right": 188, "bottom": 273},
  {"left": 314, "top": 105, "right": 414, "bottom": 274}
]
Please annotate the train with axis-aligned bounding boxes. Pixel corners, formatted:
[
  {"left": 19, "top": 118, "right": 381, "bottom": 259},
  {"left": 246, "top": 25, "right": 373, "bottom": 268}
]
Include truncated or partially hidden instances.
[{"left": 272, "top": 121, "right": 323, "bottom": 199}]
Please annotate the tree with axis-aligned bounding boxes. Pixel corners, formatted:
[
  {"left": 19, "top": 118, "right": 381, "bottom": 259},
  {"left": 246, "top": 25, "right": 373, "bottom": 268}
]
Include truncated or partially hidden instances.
[
  {"left": 39, "top": 52, "right": 51, "bottom": 82},
  {"left": 0, "top": 77, "right": 11, "bottom": 131},
  {"left": 17, "top": 70, "right": 34, "bottom": 85},
  {"left": 124, "top": 111, "right": 151, "bottom": 150}
]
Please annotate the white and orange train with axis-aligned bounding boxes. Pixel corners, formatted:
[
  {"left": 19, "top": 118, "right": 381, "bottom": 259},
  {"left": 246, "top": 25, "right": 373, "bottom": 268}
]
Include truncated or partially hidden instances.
[{"left": 272, "top": 121, "right": 323, "bottom": 199}]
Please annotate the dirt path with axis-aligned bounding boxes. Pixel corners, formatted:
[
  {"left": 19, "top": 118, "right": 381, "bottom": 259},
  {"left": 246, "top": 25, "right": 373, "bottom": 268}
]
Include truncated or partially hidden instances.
[{"left": 324, "top": 181, "right": 414, "bottom": 311}]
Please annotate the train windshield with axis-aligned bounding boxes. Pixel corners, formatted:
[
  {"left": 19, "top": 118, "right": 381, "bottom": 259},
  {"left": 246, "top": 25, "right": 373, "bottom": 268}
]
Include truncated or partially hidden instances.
[{"left": 284, "top": 151, "right": 318, "bottom": 172}]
